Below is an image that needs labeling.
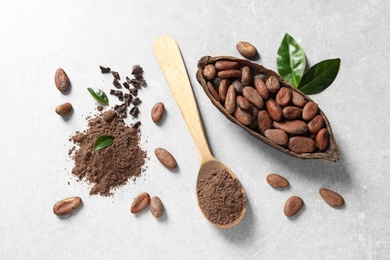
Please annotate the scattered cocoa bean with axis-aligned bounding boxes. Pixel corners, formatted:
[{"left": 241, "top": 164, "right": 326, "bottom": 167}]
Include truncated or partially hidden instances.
[
  {"left": 55, "top": 102, "right": 73, "bottom": 117},
  {"left": 236, "top": 41, "right": 258, "bottom": 59},
  {"left": 155, "top": 148, "right": 177, "bottom": 169},
  {"left": 54, "top": 68, "right": 70, "bottom": 92},
  {"left": 151, "top": 102, "right": 165, "bottom": 124},
  {"left": 319, "top": 188, "right": 345, "bottom": 208},
  {"left": 53, "top": 196, "right": 82, "bottom": 216},
  {"left": 266, "top": 173, "right": 289, "bottom": 189},
  {"left": 130, "top": 192, "right": 151, "bottom": 214},
  {"left": 284, "top": 196, "right": 304, "bottom": 217},
  {"left": 150, "top": 196, "right": 164, "bottom": 217}
]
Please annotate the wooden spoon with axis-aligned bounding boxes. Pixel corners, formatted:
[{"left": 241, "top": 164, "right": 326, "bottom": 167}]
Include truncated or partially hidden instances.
[{"left": 153, "top": 36, "right": 246, "bottom": 229}]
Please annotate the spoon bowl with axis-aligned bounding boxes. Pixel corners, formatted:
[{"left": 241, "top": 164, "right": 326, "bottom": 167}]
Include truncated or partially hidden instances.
[{"left": 154, "top": 36, "right": 247, "bottom": 229}]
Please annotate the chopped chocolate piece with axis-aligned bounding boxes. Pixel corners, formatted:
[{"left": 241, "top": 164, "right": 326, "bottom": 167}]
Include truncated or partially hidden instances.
[
  {"left": 113, "top": 79, "right": 121, "bottom": 88},
  {"left": 112, "top": 71, "right": 120, "bottom": 80},
  {"left": 126, "top": 76, "right": 131, "bottom": 84},
  {"left": 114, "top": 90, "right": 123, "bottom": 97},
  {"left": 132, "top": 121, "right": 141, "bottom": 129},
  {"left": 130, "top": 107, "right": 139, "bottom": 117},
  {"left": 97, "top": 105, "right": 103, "bottom": 111},
  {"left": 132, "top": 65, "right": 143, "bottom": 75},
  {"left": 129, "top": 88, "right": 138, "bottom": 96},
  {"left": 99, "top": 66, "right": 111, "bottom": 73},
  {"left": 132, "top": 97, "right": 142, "bottom": 106},
  {"left": 110, "top": 89, "right": 116, "bottom": 95},
  {"left": 119, "top": 96, "right": 123, "bottom": 101},
  {"left": 124, "top": 93, "right": 132, "bottom": 106},
  {"left": 123, "top": 82, "right": 130, "bottom": 89},
  {"left": 138, "top": 77, "right": 146, "bottom": 86},
  {"left": 129, "top": 79, "right": 141, "bottom": 89}
]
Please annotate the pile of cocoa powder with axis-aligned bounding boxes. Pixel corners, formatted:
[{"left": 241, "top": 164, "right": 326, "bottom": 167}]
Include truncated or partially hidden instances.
[
  {"left": 197, "top": 169, "right": 246, "bottom": 225},
  {"left": 69, "top": 109, "right": 146, "bottom": 196}
]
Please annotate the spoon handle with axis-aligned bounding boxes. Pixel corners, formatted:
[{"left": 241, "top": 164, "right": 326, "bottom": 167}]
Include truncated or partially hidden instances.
[{"left": 153, "top": 36, "right": 213, "bottom": 163}]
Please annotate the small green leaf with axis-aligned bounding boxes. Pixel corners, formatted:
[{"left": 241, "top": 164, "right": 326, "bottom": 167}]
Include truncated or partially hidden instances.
[
  {"left": 277, "top": 33, "right": 306, "bottom": 87},
  {"left": 93, "top": 135, "right": 114, "bottom": 150},
  {"left": 87, "top": 88, "right": 109, "bottom": 105},
  {"left": 298, "top": 58, "right": 341, "bottom": 94}
]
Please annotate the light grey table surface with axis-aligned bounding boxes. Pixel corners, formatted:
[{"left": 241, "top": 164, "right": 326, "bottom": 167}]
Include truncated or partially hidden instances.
[{"left": 1, "top": 0, "right": 389, "bottom": 259}]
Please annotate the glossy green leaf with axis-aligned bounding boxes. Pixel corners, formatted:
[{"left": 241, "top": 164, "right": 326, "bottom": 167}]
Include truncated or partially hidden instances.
[
  {"left": 87, "top": 88, "right": 109, "bottom": 105},
  {"left": 298, "top": 58, "right": 341, "bottom": 94},
  {"left": 93, "top": 135, "right": 114, "bottom": 150},
  {"left": 277, "top": 33, "right": 306, "bottom": 87}
]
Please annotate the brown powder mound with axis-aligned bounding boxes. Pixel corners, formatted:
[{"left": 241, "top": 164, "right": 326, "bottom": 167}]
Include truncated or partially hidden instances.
[
  {"left": 196, "top": 169, "right": 246, "bottom": 225},
  {"left": 70, "top": 110, "right": 146, "bottom": 196}
]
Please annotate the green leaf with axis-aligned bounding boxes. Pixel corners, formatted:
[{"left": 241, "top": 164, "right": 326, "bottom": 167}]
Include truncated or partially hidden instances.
[
  {"left": 93, "top": 135, "right": 114, "bottom": 150},
  {"left": 277, "top": 33, "right": 306, "bottom": 87},
  {"left": 298, "top": 58, "right": 341, "bottom": 94},
  {"left": 87, "top": 88, "right": 109, "bottom": 105}
]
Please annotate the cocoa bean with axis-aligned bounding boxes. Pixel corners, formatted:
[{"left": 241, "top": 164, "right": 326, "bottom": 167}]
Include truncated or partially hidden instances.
[
  {"left": 236, "top": 41, "right": 258, "bottom": 59},
  {"left": 225, "top": 85, "right": 237, "bottom": 114},
  {"left": 215, "top": 61, "right": 240, "bottom": 70},
  {"left": 254, "top": 75, "right": 269, "bottom": 99},
  {"left": 284, "top": 196, "right": 304, "bottom": 217},
  {"left": 276, "top": 87, "right": 292, "bottom": 107},
  {"left": 265, "top": 99, "right": 282, "bottom": 121},
  {"left": 273, "top": 120, "right": 308, "bottom": 135},
  {"left": 218, "top": 79, "right": 230, "bottom": 102},
  {"left": 248, "top": 103, "right": 259, "bottom": 119},
  {"left": 53, "top": 196, "right": 82, "bottom": 216},
  {"left": 307, "top": 115, "right": 325, "bottom": 134},
  {"left": 242, "top": 86, "right": 264, "bottom": 109},
  {"left": 234, "top": 106, "right": 252, "bottom": 125},
  {"left": 291, "top": 91, "right": 306, "bottom": 107},
  {"left": 264, "top": 129, "right": 288, "bottom": 146},
  {"left": 241, "top": 66, "right": 252, "bottom": 86},
  {"left": 217, "top": 69, "right": 241, "bottom": 79},
  {"left": 130, "top": 192, "right": 150, "bottom": 214},
  {"left": 207, "top": 81, "right": 221, "bottom": 102},
  {"left": 265, "top": 76, "right": 280, "bottom": 93},
  {"left": 54, "top": 68, "right": 70, "bottom": 92},
  {"left": 55, "top": 102, "right": 73, "bottom": 117},
  {"left": 282, "top": 106, "right": 302, "bottom": 120},
  {"left": 150, "top": 196, "right": 164, "bottom": 217},
  {"left": 232, "top": 80, "right": 244, "bottom": 94},
  {"left": 266, "top": 174, "right": 289, "bottom": 189},
  {"left": 302, "top": 101, "right": 319, "bottom": 121},
  {"left": 155, "top": 148, "right": 177, "bottom": 169},
  {"left": 236, "top": 96, "right": 251, "bottom": 111},
  {"left": 257, "top": 110, "right": 272, "bottom": 135},
  {"left": 151, "top": 102, "right": 165, "bottom": 123},
  {"left": 316, "top": 128, "right": 329, "bottom": 151},
  {"left": 288, "top": 136, "right": 316, "bottom": 153},
  {"left": 319, "top": 188, "right": 345, "bottom": 208},
  {"left": 203, "top": 64, "right": 216, "bottom": 80}
]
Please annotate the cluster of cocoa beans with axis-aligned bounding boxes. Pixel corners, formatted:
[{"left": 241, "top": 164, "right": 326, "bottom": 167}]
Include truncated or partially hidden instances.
[{"left": 202, "top": 60, "right": 329, "bottom": 154}]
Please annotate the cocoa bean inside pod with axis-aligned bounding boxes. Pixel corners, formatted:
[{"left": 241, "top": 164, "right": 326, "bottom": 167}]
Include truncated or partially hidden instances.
[{"left": 196, "top": 56, "right": 339, "bottom": 161}]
